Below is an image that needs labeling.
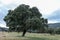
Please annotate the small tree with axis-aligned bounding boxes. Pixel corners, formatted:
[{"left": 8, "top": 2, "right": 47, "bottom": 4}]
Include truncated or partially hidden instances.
[
  {"left": 48, "top": 28, "right": 56, "bottom": 35},
  {"left": 56, "top": 28, "right": 60, "bottom": 34}
]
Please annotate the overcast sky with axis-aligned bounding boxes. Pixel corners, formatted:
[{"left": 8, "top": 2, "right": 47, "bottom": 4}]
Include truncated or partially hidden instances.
[{"left": 0, "top": 0, "right": 60, "bottom": 27}]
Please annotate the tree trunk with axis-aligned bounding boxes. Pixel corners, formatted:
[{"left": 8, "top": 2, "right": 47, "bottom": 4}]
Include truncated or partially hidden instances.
[{"left": 22, "top": 29, "right": 26, "bottom": 37}]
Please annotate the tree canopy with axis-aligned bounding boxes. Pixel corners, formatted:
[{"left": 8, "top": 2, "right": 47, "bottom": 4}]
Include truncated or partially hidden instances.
[{"left": 4, "top": 4, "right": 48, "bottom": 36}]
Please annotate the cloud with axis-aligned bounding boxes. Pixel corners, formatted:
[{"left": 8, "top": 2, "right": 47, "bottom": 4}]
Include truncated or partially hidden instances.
[
  {"left": 48, "top": 20, "right": 59, "bottom": 24},
  {"left": 1, "top": 0, "right": 60, "bottom": 15},
  {"left": 0, "top": 0, "right": 17, "bottom": 5},
  {"left": 0, "top": 23, "right": 8, "bottom": 28},
  {"left": 0, "top": 0, "right": 60, "bottom": 26},
  {"left": 48, "top": 9, "right": 60, "bottom": 20},
  {"left": 48, "top": 9, "right": 60, "bottom": 23}
]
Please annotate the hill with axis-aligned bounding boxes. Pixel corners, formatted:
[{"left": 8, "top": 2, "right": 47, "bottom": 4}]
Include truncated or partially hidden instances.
[
  {"left": 0, "top": 26, "right": 8, "bottom": 31},
  {"left": 48, "top": 23, "right": 60, "bottom": 28}
]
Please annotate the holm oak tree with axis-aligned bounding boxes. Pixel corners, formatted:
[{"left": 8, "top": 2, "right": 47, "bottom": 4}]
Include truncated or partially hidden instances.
[{"left": 4, "top": 4, "right": 48, "bottom": 36}]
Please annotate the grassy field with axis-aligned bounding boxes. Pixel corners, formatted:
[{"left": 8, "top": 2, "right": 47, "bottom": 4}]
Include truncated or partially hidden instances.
[{"left": 0, "top": 32, "right": 60, "bottom": 40}]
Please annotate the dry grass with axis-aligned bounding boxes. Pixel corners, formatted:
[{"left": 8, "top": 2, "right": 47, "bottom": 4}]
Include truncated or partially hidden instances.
[{"left": 0, "top": 32, "right": 60, "bottom": 40}]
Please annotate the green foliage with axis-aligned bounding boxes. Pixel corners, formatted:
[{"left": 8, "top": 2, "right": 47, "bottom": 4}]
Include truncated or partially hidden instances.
[
  {"left": 4, "top": 4, "right": 48, "bottom": 35},
  {"left": 55, "top": 28, "right": 60, "bottom": 34},
  {"left": 47, "top": 27, "right": 60, "bottom": 35},
  {"left": 48, "top": 28, "right": 55, "bottom": 35}
]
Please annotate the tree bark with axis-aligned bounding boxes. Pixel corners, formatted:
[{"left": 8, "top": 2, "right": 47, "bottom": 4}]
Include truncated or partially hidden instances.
[{"left": 22, "top": 29, "right": 26, "bottom": 37}]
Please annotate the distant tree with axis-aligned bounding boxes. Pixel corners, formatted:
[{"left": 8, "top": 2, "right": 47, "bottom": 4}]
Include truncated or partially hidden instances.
[
  {"left": 4, "top": 4, "right": 48, "bottom": 36},
  {"left": 38, "top": 18, "right": 48, "bottom": 33},
  {"left": 48, "top": 28, "right": 56, "bottom": 35},
  {"left": 56, "top": 28, "right": 60, "bottom": 34}
]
